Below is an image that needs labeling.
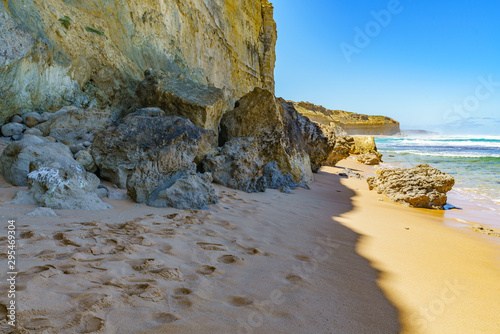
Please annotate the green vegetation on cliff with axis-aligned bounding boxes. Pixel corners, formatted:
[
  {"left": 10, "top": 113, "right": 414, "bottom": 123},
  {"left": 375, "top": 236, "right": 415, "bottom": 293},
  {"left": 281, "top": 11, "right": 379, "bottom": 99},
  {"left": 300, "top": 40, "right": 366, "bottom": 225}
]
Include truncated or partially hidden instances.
[{"left": 291, "top": 101, "right": 400, "bottom": 136}]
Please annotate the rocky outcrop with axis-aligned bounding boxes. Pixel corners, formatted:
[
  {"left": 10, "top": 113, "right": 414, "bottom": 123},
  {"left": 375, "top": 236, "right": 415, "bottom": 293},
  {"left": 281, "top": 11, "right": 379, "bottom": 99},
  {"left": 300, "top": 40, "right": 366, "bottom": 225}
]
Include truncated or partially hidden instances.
[
  {"left": 355, "top": 152, "right": 383, "bottom": 165},
  {"left": 220, "top": 88, "right": 331, "bottom": 184},
  {"left": 0, "top": 0, "right": 277, "bottom": 124},
  {"left": 367, "top": 164, "right": 455, "bottom": 209},
  {"left": 11, "top": 165, "right": 111, "bottom": 210},
  {"left": 92, "top": 109, "right": 216, "bottom": 188},
  {"left": 136, "top": 69, "right": 226, "bottom": 131},
  {"left": 128, "top": 168, "right": 217, "bottom": 210},
  {"left": 351, "top": 136, "right": 382, "bottom": 165},
  {"left": 351, "top": 136, "right": 378, "bottom": 154},
  {"left": 36, "top": 106, "right": 113, "bottom": 144},
  {"left": 202, "top": 138, "right": 266, "bottom": 193},
  {"left": 316, "top": 123, "right": 354, "bottom": 166},
  {"left": 0, "top": 135, "right": 78, "bottom": 186},
  {"left": 291, "top": 101, "right": 400, "bottom": 136}
]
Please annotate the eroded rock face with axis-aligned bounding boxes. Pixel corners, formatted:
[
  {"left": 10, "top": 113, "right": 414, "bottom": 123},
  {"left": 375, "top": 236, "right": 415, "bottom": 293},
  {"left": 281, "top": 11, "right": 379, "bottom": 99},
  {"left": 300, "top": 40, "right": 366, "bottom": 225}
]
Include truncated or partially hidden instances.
[
  {"left": 136, "top": 69, "right": 226, "bottom": 131},
  {"left": 36, "top": 106, "right": 113, "bottom": 144},
  {"left": 0, "top": 135, "right": 78, "bottom": 186},
  {"left": 317, "top": 123, "right": 355, "bottom": 166},
  {"left": 280, "top": 100, "right": 333, "bottom": 173},
  {"left": 0, "top": 0, "right": 277, "bottom": 124},
  {"left": 92, "top": 110, "right": 216, "bottom": 188},
  {"left": 11, "top": 165, "right": 111, "bottom": 210},
  {"left": 202, "top": 138, "right": 266, "bottom": 193},
  {"left": 351, "top": 136, "right": 378, "bottom": 155},
  {"left": 220, "top": 88, "right": 323, "bottom": 184},
  {"left": 367, "top": 164, "right": 455, "bottom": 209},
  {"left": 356, "top": 152, "right": 383, "bottom": 165}
]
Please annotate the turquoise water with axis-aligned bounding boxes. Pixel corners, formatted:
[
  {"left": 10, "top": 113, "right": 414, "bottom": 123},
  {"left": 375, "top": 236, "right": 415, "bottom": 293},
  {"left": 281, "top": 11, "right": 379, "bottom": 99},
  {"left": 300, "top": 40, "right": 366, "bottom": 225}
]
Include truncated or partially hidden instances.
[{"left": 375, "top": 135, "right": 500, "bottom": 207}]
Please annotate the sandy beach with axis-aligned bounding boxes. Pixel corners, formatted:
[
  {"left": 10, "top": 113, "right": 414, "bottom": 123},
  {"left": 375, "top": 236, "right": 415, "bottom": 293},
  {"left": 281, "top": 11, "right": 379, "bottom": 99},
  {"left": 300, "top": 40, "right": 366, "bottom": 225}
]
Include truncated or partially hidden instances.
[{"left": 1, "top": 157, "right": 499, "bottom": 333}]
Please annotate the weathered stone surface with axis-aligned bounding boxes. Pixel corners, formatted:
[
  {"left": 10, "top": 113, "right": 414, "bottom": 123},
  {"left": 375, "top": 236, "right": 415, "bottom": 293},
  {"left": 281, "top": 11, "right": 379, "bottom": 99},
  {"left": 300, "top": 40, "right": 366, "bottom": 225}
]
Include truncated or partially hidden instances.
[
  {"left": 351, "top": 136, "right": 378, "bottom": 155},
  {"left": 1, "top": 123, "right": 24, "bottom": 137},
  {"left": 127, "top": 162, "right": 217, "bottom": 209},
  {"left": 280, "top": 100, "right": 333, "bottom": 173},
  {"left": 220, "top": 88, "right": 314, "bottom": 184},
  {"left": 92, "top": 110, "right": 216, "bottom": 188},
  {"left": 202, "top": 138, "right": 267, "bottom": 193},
  {"left": 76, "top": 150, "right": 97, "bottom": 173},
  {"left": 260, "top": 161, "right": 305, "bottom": 191},
  {"left": 356, "top": 152, "right": 383, "bottom": 165},
  {"left": 24, "top": 128, "right": 43, "bottom": 136},
  {"left": 0, "top": 0, "right": 276, "bottom": 124},
  {"left": 27, "top": 207, "right": 58, "bottom": 217},
  {"left": 367, "top": 164, "right": 455, "bottom": 209},
  {"left": 0, "top": 135, "right": 78, "bottom": 186},
  {"left": 11, "top": 165, "right": 111, "bottom": 210},
  {"left": 137, "top": 69, "right": 226, "bottom": 131},
  {"left": 22, "top": 112, "right": 41, "bottom": 127},
  {"left": 108, "top": 190, "right": 131, "bottom": 201},
  {"left": 11, "top": 115, "right": 23, "bottom": 123},
  {"left": 36, "top": 106, "right": 113, "bottom": 144},
  {"left": 292, "top": 101, "right": 400, "bottom": 136}
]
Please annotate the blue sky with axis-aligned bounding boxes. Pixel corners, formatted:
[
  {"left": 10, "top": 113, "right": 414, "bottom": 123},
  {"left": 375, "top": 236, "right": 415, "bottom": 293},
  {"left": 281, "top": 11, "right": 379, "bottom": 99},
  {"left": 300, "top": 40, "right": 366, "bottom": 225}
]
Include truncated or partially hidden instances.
[{"left": 272, "top": 0, "right": 500, "bottom": 134}]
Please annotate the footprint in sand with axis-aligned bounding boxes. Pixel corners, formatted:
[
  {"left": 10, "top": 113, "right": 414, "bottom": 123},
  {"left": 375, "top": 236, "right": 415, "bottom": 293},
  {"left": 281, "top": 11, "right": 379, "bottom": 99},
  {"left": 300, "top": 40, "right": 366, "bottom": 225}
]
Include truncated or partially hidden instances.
[
  {"left": 197, "top": 242, "right": 228, "bottom": 251},
  {"left": 23, "top": 317, "right": 52, "bottom": 330},
  {"left": 217, "top": 254, "right": 242, "bottom": 264},
  {"left": 174, "top": 287, "right": 193, "bottom": 295},
  {"left": 294, "top": 254, "right": 310, "bottom": 262},
  {"left": 77, "top": 313, "right": 105, "bottom": 333},
  {"left": 196, "top": 265, "right": 216, "bottom": 276},
  {"left": 228, "top": 296, "right": 253, "bottom": 307},
  {"left": 154, "top": 313, "right": 179, "bottom": 324}
]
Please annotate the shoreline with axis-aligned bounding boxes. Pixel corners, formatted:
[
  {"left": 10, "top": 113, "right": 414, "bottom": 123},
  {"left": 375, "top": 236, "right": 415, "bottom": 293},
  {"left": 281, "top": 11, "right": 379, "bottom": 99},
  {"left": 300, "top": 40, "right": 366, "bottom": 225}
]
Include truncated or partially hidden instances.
[
  {"left": 333, "top": 158, "right": 500, "bottom": 333},
  {"left": 0, "top": 158, "right": 498, "bottom": 332}
]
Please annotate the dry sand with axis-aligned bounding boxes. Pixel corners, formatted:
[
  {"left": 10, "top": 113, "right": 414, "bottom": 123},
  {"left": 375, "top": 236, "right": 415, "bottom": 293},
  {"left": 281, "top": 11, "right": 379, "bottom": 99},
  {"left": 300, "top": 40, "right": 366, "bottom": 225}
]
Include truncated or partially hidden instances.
[{"left": 0, "top": 156, "right": 498, "bottom": 333}]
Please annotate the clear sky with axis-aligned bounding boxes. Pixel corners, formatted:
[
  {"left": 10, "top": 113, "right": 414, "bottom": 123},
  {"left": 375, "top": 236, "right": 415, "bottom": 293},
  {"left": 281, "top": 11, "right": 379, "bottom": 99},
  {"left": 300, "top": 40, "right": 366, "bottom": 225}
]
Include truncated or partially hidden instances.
[{"left": 271, "top": 0, "right": 500, "bottom": 134}]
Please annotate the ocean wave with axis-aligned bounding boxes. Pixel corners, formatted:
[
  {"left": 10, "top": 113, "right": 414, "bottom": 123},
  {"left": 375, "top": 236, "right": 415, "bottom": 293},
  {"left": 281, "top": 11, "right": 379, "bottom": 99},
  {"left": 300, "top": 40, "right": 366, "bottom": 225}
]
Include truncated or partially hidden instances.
[
  {"left": 379, "top": 150, "right": 500, "bottom": 158},
  {"left": 380, "top": 139, "right": 500, "bottom": 149}
]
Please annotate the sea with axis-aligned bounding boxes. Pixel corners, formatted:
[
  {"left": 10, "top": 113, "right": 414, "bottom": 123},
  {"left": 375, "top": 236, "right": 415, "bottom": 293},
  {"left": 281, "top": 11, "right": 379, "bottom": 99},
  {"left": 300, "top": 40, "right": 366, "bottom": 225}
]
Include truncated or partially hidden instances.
[{"left": 375, "top": 135, "right": 500, "bottom": 230}]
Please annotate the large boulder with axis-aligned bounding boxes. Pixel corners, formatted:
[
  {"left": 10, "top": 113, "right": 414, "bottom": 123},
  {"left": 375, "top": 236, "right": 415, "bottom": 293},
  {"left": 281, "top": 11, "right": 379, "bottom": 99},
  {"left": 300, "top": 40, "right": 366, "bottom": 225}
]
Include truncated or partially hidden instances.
[
  {"left": 0, "top": 135, "right": 78, "bottom": 186},
  {"left": 11, "top": 165, "right": 111, "bottom": 210},
  {"left": 127, "top": 165, "right": 217, "bottom": 210},
  {"left": 367, "top": 164, "right": 455, "bottom": 209},
  {"left": 317, "top": 123, "right": 354, "bottom": 166},
  {"left": 202, "top": 138, "right": 305, "bottom": 193},
  {"left": 351, "top": 136, "right": 378, "bottom": 154},
  {"left": 136, "top": 69, "right": 226, "bottom": 132},
  {"left": 36, "top": 106, "right": 113, "bottom": 144},
  {"left": 92, "top": 109, "right": 217, "bottom": 188},
  {"left": 280, "top": 100, "right": 334, "bottom": 172},
  {"left": 202, "top": 137, "right": 267, "bottom": 193},
  {"left": 220, "top": 88, "right": 328, "bottom": 183},
  {"left": 356, "top": 152, "right": 383, "bottom": 165}
]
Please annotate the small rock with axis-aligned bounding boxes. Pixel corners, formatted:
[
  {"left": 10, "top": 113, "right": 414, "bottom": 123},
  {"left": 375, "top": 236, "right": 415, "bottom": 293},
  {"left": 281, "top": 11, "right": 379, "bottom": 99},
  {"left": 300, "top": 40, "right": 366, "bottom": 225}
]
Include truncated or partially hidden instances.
[
  {"left": 95, "top": 188, "right": 108, "bottom": 198},
  {"left": 40, "top": 112, "right": 53, "bottom": 123},
  {"left": 280, "top": 186, "right": 293, "bottom": 194},
  {"left": 25, "top": 116, "right": 39, "bottom": 128},
  {"left": 82, "top": 141, "right": 92, "bottom": 147},
  {"left": 27, "top": 207, "right": 58, "bottom": 217},
  {"left": 46, "top": 136, "right": 56, "bottom": 143},
  {"left": 24, "top": 128, "right": 43, "bottom": 136},
  {"left": 70, "top": 143, "right": 86, "bottom": 155},
  {"left": 22, "top": 112, "right": 41, "bottom": 124},
  {"left": 108, "top": 190, "right": 131, "bottom": 201},
  {"left": 11, "top": 115, "right": 23, "bottom": 123},
  {"left": 11, "top": 134, "right": 22, "bottom": 141},
  {"left": 1, "top": 123, "right": 24, "bottom": 137},
  {"left": 75, "top": 150, "right": 97, "bottom": 173},
  {"left": 378, "top": 198, "right": 384, "bottom": 201}
]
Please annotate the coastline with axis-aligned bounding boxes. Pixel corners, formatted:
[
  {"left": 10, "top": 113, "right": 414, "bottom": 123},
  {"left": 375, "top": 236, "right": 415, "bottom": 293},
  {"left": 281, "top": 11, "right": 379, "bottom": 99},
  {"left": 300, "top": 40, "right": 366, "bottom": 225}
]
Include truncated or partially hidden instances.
[
  {"left": 0, "top": 157, "right": 499, "bottom": 332},
  {"left": 334, "top": 158, "right": 500, "bottom": 333}
]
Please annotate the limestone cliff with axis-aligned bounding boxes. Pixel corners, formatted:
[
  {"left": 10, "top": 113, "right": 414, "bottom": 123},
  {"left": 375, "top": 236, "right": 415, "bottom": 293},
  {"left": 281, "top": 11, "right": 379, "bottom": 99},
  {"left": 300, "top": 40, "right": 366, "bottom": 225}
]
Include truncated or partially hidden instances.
[
  {"left": 292, "top": 101, "right": 400, "bottom": 136},
  {"left": 0, "top": 0, "right": 277, "bottom": 124}
]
